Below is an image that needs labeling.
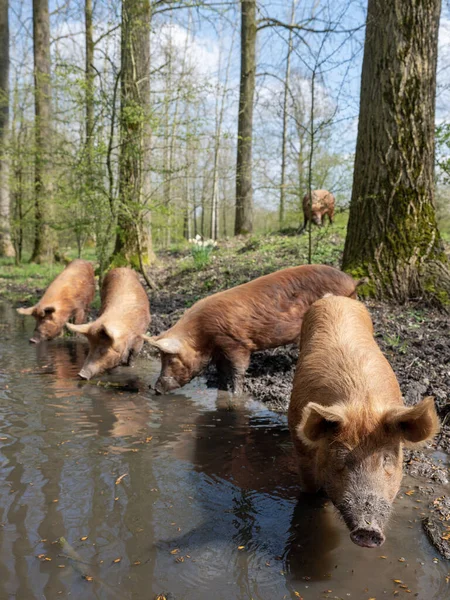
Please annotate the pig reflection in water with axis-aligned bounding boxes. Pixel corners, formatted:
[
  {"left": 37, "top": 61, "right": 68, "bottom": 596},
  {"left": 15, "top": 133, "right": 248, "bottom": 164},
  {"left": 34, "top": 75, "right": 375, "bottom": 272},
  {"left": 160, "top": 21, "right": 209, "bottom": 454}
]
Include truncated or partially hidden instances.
[
  {"left": 168, "top": 395, "right": 340, "bottom": 579},
  {"left": 289, "top": 296, "right": 440, "bottom": 548}
]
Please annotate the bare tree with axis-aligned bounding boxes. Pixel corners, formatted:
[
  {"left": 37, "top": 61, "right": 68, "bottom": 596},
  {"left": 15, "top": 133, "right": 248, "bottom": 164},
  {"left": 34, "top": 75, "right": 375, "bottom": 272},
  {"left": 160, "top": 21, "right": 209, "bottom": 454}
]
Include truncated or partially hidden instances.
[
  {"left": 235, "top": 0, "right": 256, "bottom": 235},
  {"left": 31, "top": 0, "right": 57, "bottom": 263},
  {"left": 342, "top": 0, "right": 449, "bottom": 303},
  {"left": 0, "top": 0, "right": 14, "bottom": 257},
  {"left": 112, "top": 0, "right": 152, "bottom": 267}
]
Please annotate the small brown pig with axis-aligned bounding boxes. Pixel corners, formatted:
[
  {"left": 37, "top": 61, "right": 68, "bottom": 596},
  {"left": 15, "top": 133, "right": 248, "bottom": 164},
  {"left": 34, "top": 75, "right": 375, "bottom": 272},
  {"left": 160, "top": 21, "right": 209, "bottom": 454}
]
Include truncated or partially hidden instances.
[
  {"left": 66, "top": 267, "right": 150, "bottom": 380},
  {"left": 16, "top": 259, "right": 95, "bottom": 343},
  {"left": 288, "top": 296, "right": 439, "bottom": 548},
  {"left": 301, "top": 189, "right": 335, "bottom": 231},
  {"left": 143, "top": 265, "right": 359, "bottom": 395}
]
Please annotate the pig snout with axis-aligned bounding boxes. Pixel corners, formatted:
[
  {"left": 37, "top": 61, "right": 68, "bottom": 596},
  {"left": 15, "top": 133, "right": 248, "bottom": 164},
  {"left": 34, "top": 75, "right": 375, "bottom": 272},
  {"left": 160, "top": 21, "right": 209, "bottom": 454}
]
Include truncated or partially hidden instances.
[
  {"left": 29, "top": 336, "right": 41, "bottom": 344},
  {"left": 154, "top": 376, "right": 180, "bottom": 395},
  {"left": 337, "top": 492, "right": 391, "bottom": 549},
  {"left": 78, "top": 367, "right": 93, "bottom": 380},
  {"left": 350, "top": 526, "right": 385, "bottom": 548}
]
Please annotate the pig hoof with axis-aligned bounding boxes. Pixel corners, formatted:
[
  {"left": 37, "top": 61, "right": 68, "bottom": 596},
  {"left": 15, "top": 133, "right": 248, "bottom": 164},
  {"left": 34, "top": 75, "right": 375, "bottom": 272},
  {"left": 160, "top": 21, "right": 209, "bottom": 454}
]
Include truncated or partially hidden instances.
[
  {"left": 78, "top": 371, "right": 90, "bottom": 380},
  {"left": 350, "top": 528, "right": 385, "bottom": 548}
]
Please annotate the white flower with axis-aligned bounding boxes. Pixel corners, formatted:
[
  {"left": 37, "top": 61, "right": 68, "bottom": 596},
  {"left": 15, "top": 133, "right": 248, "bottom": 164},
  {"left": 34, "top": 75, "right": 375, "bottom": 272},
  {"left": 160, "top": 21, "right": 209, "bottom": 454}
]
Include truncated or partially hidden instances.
[{"left": 195, "top": 234, "right": 202, "bottom": 241}]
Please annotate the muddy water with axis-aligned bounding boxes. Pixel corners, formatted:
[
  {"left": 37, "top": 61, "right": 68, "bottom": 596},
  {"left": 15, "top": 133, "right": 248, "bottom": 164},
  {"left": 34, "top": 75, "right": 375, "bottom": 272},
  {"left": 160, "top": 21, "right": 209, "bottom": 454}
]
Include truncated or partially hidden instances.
[{"left": 1, "top": 302, "right": 449, "bottom": 600}]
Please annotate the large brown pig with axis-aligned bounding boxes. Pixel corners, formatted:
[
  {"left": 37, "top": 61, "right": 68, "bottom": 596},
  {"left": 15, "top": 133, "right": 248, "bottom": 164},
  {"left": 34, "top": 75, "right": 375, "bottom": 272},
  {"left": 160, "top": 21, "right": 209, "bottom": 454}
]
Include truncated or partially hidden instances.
[
  {"left": 66, "top": 267, "right": 150, "bottom": 380},
  {"left": 300, "top": 189, "right": 335, "bottom": 231},
  {"left": 16, "top": 259, "right": 95, "bottom": 343},
  {"left": 288, "top": 296, "right": 439, "bottom": 548},
  {"left": 142, "top": 265, "right": 359, "bottom": 395}
]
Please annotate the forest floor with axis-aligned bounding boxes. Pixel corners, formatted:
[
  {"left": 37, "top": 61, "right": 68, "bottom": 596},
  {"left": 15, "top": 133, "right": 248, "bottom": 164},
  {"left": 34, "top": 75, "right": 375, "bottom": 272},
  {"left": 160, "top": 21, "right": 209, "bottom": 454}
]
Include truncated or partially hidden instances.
[{"left": 1, "top": 225, "right": 450, "bottom": 557}]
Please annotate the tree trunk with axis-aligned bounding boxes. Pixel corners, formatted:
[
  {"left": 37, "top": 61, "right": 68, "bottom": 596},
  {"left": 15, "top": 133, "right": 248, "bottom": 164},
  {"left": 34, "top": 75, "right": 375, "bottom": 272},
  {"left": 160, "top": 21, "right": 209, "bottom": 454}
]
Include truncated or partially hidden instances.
[
  {"left": 113, "top": 0, "right": 152, "bottom": 267},
  {"left": 85, "top": 0, "right": 94, "bottom": 166},
  {"left": 31, "top": 0, "right": 56, "bottom": 263},
  {"left": 279, "top": 0, "right": 296, "bottom": 230},
  {"left": 234, "top": 0, "right": 256, "bottom": 235},
  {"left": 0, "top": 0, "right": 14, "bottom": 257},
  {"left": 342, "top": 0, "right": 449, "bottom": 305}
]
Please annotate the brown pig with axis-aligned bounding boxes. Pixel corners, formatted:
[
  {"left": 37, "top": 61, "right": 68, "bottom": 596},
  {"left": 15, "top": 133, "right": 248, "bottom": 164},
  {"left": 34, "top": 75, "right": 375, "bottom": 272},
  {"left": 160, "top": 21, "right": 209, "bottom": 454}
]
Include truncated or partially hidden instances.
[
  {"left": 66, "top": 267, "right": 150, "bottom": 380},
  {"left": 142, "top": 265, "right": 359, "bottom": 395},
  {"left": 288, "top": 295, "right": 439, "bottom": 548},
  {"left": 16, "top": 259, "right": 95, "bottom": 343},
  {"left": 300, "top": 189, "right": 335, "bottom": 231}
]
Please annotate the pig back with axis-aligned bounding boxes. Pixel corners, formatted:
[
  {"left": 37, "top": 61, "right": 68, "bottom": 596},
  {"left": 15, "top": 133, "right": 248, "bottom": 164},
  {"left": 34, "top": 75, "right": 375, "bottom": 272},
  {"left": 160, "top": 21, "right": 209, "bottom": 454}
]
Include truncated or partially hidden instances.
[
  {"left": 39, "top": 259, "right": 95, "bottom": 311},
  {"left": 188, "top": 265, "right": 357, "bottom": 352},
  {"left": 288, "top": 296, "right": 402, "bottom": 433},
  {"left": 99, "top": 268, "right": 150, "bottom": 334}
]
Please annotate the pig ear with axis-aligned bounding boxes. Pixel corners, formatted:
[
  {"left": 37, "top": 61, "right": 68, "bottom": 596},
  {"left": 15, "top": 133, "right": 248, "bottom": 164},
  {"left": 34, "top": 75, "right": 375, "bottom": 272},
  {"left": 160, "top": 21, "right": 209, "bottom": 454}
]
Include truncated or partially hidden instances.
[
  {"left": 17, "top": 306, "right": 35, "bottom": 316},
  {"left": 66, "top": 322, "right": 91, "bottom": 335},
  {"left": 98, "top": 323, "right": 121, "bottom": 345},
  {"left": 384, "top": 397, "right": 440, "bottom": 444},
  {"left": 140, "top": 335, "right": 183, "bottom": 355},
  {"left": 297, "top": 402, "right": 346, "bottom": 447}
]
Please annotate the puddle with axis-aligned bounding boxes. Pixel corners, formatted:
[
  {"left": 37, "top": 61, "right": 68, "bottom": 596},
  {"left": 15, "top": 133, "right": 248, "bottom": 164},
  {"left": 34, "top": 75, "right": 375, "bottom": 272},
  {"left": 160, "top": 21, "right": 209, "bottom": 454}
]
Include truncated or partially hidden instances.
[{"left": 0, "top": 301, "right": 449, "bottom": 599}]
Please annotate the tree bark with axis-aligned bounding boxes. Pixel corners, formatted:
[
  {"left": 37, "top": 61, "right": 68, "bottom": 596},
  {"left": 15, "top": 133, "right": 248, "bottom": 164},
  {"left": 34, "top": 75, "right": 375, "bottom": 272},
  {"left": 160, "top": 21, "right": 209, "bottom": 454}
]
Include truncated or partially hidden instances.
[
  {"left": 85, "top": 0, "right": 94, "bottom": 166},
  {"left": 31, "top": 0, "right": 56, "bottom": 263},
  {"left": 235, "top": 0, "right": 256, "bottom": 235},
  {"left": 0, "top": 0, "right": 14, "bottom": 257},
  {"left": 342, "top": 0, "right": 449, "bottom": 305},
  {"left": 113, "top": 0, "right": 152, "bottom": 267}
]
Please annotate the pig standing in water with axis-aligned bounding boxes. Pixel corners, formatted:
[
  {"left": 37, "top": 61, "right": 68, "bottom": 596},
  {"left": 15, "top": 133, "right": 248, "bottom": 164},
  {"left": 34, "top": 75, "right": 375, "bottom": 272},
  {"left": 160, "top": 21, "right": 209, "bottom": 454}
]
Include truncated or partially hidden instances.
[
  {"left": 143, "top": 265, "right": 359, "bottom": 394},
  {"left": 16, "top": 259, "right": 95, "bottom": 343},
  {"left": 67, "top": 268, "right": 150, "bottom": 380},
  {"left": 300, "top": 189, "right": 335, "bottom": 232},
  {"left": 288, "top": 296, "right": 439, "bottom": 548}
]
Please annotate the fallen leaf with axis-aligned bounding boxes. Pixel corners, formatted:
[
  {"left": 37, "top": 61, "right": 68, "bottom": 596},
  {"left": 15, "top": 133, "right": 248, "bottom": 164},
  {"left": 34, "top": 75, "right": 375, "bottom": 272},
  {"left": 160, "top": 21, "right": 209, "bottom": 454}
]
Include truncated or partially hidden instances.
[
  {"left": 37, "top": 554, "right": 46, "bottom": 559},
  {"left": 379, "top": 555, "right": 387, "bottom": 559},
  {"left": 80, "top": 536, "right": 88, "bottom": 541},
  {"left": 145, "top": 436, "right": 153, "bottom": 442},
  {"left": 398, "top": 557, "right": 406, "bottom": 562},
  {"left": 170, "top": 548, "right": 180, "bottom": 555},
  {"left": 83, "top": 575, "right": 93, "bottom": 582},
  {"left": 115, "top": 473, "right": 128, "bottom": 485},
  {"left": 238, "top": 545, "right": 245, "bottom": 550},
  {"left": 294, "top": 593, "right": 303, "bottom": 599},
  {"left": 441, "top": 532, "right": 450, "bottom": 541},
  {"left": 405, "top": 490, "right": 415, "bottom": 496},
  {"left": 58, "top": 565, "right": 65, "bottom": 568},
  {"left": 393, "top": 580, "right": 402, "bottom": 584},
  {"left": 176, "top": 556, "right": 185, "bottom": 563},
  {"left": 133, "top": 561, "right": 141, "bottom": 565},
  {"left": 113, "top": 557, "right": 121, "bottom": 563},
  {"left": 44, "top": 557, "right": 51, "bottom": 561}
]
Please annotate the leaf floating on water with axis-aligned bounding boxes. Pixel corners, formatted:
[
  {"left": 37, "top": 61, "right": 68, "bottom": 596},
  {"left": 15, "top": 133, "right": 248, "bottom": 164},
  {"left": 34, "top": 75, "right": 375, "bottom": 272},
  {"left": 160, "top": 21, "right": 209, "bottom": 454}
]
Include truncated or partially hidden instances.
[
  {"left": 379, "top": 555, "right": 387, "bottom": 559},
  {"left": 145, "top": 436, "right": 153, "bottom": 443},
  {"left": 294, "top": 592, "right": 303, "bottom": 598},
  {"left": 37, "top": 554, "right": 46, "bottom": 559},
  {"left": 83, "top": 575, "right": 93, "bottom": 582},
  {"left": 112, "top": 557, "right": 121, "bottom": 563},
  {"left": 58, "top": 565, "right": 65, "bottom": 568},
  {"left": 115, "top": 473, "right": 128, "bottom": 485},
  {"left": 170, "top": 549, "right": 180, "bottom": 555},
  {"left": 441, "top": 532, "right": 450, "bottom": 541},
  {"left": 398, "top": 557, "right": 406, "bottom": 562},
  {"left": 176, "top": 556, "right": 184, "bottom": 563},
  {"left": 405, "top": 490, "right": 415, "bottom": 496},
  {"left": 133, "top": 561, "right": 141, "bottom": 565},
  {"left": 237, "top": 546, "right": 245, "bottom": 550},
  {"left": 80, "top": 536, "right": 88, "bottom": 541},
  {"left": 393, "top": 580, "right": 402, "bottom": 584}
]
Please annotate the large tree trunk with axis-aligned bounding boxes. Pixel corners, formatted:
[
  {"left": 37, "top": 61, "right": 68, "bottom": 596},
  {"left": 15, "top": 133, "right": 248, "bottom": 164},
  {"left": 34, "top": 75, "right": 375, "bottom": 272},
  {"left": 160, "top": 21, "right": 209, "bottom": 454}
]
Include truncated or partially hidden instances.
[
  {"left": 113, "top": 0, "right": 152, "bottom": 267},
  {"left": 342, "top": 0, "right": 449, "bottom": 304},
  {"left": 0, "top": 0, "right": 14, "bottom": 257},
  {"left": 31, "top": 0, "right": 57, "bottom": 263},
  {"left": 85, "top": 0, "right": 94, "bottom": 166},
  {"left": 234, "top": 0, "right": 256, "bottom": 235}
]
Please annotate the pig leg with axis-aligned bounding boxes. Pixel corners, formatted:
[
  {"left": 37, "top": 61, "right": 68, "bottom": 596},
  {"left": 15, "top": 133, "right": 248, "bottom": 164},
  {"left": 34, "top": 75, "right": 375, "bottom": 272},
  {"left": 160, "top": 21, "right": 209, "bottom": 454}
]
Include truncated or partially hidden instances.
[
  {"left": 228, "top": 350, "right": 251, "bottom": 395},
  {"left": 73, "top": 308, "right": 86, "bottom": 325},
  {"left": 125, "top": 338, "right": 144, "bottom": 366},
  {"left": 216, "top": 355, "right": 234, "bottom": 391}
]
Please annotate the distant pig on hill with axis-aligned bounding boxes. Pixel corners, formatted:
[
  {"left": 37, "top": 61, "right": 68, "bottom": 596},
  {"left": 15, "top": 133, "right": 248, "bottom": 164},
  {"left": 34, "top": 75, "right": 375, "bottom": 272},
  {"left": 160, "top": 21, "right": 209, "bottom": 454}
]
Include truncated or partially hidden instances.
[
  {"left": 67, "top": 268, "right": 150, "bottom": 380},
  {"left": 16, "top": 259, "right": 95, "bottom": 343},
  {"left": 288, "top": 296, "right": 439, "bottom": 548},
  {"left": 301, "top": 189, "right": 335, "bottom": 231},
  {"left": 143, "top": 265, "right": 359, "bottom": 395}
]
